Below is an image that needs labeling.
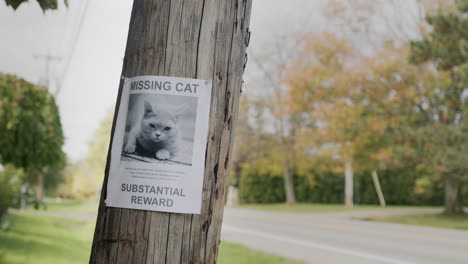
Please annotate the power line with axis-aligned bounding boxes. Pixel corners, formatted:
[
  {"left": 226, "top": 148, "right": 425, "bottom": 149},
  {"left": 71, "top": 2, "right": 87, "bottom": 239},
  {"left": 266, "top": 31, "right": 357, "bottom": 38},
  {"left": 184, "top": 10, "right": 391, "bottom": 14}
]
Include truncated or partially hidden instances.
[{"left": 55, "top": 0, "right": 91, "bottom": 97}]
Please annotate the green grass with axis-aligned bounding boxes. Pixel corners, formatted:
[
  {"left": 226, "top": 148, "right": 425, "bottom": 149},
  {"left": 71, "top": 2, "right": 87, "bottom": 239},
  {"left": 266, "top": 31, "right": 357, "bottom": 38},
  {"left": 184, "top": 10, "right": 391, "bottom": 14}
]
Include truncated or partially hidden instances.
[
  {"left": 44, "top": 199, "right": 98, "bottom": 213},
  {"left": 0, "top": 201, "right": 302, "bottom": 264},
  {"left": 370, "top": 214, "right": 468, "bottom": 230},
  {"left": 0, "top": 213, "right": 95, "bottom": 264},
  {"left": 237, "top": 203, "right": 438, "bottom": 213},
  {"left": 219, "top": 241, "right": 302, "bottom": 264}
]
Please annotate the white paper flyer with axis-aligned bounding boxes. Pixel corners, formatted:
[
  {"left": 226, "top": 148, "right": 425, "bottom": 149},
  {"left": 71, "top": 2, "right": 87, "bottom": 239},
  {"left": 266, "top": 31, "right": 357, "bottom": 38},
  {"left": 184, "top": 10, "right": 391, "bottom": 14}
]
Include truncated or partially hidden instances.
[{"left": 105, "top": 75, "right": 212, "bottom": 214}]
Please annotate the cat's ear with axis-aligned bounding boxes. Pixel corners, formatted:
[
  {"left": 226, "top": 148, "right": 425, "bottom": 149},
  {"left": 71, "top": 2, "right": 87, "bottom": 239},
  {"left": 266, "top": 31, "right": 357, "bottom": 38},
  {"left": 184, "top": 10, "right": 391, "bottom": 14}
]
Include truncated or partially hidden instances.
[
  {"left": 143, "top": 100, "right": 153, "bottom": 115},
  {"left": 172, "top": 105, "right": 189, "bottom": 121}
]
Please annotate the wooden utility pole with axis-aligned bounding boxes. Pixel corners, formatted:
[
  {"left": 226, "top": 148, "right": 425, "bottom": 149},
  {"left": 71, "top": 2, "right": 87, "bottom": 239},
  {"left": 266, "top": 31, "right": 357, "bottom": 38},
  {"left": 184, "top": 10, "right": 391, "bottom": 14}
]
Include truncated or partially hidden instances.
[
  {"left": 90, "top": 1, "right": 252, "bottom": 263},
  {"left": 371, "top": 170, "right": 386, "bottom": 207},
  {"left": 344, "top": 158, "right": 353, "bottom": 208},
  {"left": 33, "top": 52, "right": 62, "bottom": 201},
  {"left": 33, "top": 52, "right": 62, "bottom": 93}
]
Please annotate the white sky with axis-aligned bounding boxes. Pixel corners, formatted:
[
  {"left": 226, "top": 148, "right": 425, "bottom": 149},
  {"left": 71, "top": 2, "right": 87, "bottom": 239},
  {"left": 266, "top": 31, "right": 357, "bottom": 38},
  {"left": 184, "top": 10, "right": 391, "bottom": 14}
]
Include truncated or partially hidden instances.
[
  {"left": 0, "top": 0, "right": 420, "bottom": 162},
  {"left": 1, "top": 0, "right": 132, "bottom": 162},
  {"left": 0, "top": 0, "right": 324, "bottom": 162}
]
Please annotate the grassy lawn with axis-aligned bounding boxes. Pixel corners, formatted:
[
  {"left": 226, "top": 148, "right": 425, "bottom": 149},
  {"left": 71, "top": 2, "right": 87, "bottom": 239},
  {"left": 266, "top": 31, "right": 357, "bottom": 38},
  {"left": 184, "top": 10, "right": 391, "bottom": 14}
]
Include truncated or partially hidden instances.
[
  {"left": 369, "top": 214, "right": 468, "bottom": 231},
  {"left": 0, "top": 202, "right": 302, "bottom": 264},
  {"left": 44, "top": 198, "right": 99, "bottom": 213},
  {"left": 219, "top": 241, "right": 302, "bottom": 264},
  {"left": 237, "top": 203, "right": 438, "bottom": 213},
  {"left": 0, "top": 213, "right": 94, "bottom": 264}
]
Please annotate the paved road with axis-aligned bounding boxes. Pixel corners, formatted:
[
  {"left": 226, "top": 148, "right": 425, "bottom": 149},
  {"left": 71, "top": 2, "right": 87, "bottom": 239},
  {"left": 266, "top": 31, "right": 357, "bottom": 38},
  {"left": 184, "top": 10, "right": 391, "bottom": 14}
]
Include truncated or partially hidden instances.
[{"left": 221, "top": 208, "right": 468, "bottom": 264}]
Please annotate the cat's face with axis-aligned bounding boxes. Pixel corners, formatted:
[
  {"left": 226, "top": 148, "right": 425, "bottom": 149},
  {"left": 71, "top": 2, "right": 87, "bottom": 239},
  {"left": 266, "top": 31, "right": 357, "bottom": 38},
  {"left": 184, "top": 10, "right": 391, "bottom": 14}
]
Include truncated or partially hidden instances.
[{"left": 140, "top": 101, "right": 178, "bottom": 143}]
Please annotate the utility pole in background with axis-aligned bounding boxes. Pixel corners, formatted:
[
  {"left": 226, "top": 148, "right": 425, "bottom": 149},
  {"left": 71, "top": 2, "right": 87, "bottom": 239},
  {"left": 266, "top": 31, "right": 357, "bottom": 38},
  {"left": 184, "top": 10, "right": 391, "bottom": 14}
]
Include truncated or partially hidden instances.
[
  {"left": 33, "top": 52, "right": 62, "bottom": 201},
  {"left": 90, "top": 0, "right": 252, "bottom": 263},
  {"left": 345, "top": 158, "right": 353, "bottom": 208},
  {"left": 372, "top": 170, "right": 386, "bottom": 207},
  {"left": 33, "top": 52, "right": 61, "bottom": 94}
]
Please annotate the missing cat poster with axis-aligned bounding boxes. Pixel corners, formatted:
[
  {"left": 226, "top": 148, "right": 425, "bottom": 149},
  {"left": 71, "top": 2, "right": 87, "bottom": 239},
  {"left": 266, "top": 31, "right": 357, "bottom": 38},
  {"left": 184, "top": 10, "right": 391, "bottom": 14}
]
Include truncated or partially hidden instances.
[{"left": 105, "top": 75, "right": 212, "bottom": 214}]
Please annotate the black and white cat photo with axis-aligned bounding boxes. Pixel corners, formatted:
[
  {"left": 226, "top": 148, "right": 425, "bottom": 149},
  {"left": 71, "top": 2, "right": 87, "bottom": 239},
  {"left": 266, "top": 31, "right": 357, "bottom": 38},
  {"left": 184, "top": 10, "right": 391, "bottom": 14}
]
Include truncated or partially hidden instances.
[{"left": 121, "top": 93, "right": 197, "bottom": 166}]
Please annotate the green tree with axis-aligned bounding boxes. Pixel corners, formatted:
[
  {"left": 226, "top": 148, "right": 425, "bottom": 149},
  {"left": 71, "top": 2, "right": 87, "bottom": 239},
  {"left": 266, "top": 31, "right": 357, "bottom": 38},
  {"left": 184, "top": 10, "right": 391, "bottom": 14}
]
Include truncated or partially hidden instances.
[
  {"left": 4, "top": 0, "right": 67, "bottom": 11},
  {"left": 284, "top": 32, "right": 466, "bottom": 212},
  {"left": 59, "top": 109, "right": 113, "bottom": 199},
  {"left": 231, "top": 95, "right": 284, "bottom": 182},
  {"left": 58, "top": 160, "right": 95, "bottom": 199},
  {"left": 284, "top": 33, "right": 387, "bottom": 207},
  {"left": 409, "top": 0, "right": 468, "bottom": 214},
  {"left": 0, "top": 165, "right": 24, "bottom": 221},
  {"left": 0, "top": 74, "right": 66, "bottom": 200},
  {"left": 85, "top": 109, "right": 113, "bottom": 187}
]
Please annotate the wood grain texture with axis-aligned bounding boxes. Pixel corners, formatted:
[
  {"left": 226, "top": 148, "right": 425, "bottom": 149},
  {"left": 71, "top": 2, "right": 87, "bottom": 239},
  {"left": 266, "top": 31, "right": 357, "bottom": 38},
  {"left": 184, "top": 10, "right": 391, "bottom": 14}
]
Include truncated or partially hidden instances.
[{"left": 89, "top": 0, "right": 252, "bottom": 263}]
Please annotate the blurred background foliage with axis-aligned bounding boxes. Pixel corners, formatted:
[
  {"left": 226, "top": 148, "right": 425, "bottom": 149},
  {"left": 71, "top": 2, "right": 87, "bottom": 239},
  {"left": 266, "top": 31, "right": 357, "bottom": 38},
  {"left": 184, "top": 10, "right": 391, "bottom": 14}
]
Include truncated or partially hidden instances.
[
  {"left": 51, "top": 0, "right": 467, "bottom": 215},
  {"left": 0, "top": 0, "right": 467, "bottom": 222},
  {"left": 57, "top": 110, "right": 112, "bottom": 200},
  {"left": 232, "top": 0, "right": 467, "bottom": 214},
  {"left": 238, "top": 168, "right": 447, "bottom": 206},
  {"left": 0, "top": 74, "right": 65, "bottom": 221}
]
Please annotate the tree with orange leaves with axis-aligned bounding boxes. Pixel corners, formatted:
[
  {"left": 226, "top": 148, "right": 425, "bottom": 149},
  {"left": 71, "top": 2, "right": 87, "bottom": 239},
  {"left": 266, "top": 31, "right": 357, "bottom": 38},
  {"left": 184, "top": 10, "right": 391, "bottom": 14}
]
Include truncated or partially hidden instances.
[
  {"left": 285, "top": 29, "right": 466, "bottom": 213},
  {"left": 283, "top": 33, "right": 370, "bottom": 208}
]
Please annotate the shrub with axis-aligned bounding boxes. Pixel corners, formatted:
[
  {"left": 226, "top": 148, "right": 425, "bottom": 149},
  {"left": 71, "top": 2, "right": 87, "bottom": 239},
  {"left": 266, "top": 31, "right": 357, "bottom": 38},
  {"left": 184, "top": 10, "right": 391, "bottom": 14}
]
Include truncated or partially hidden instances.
[
  {"left": 294, "top": 172, "right": 344, "bottom": 204},
  {"left": 239, "top": 171, "right": 285, "bottom": 203},
  {"left": 237, "top": 167, "right": 448, "bottom": 205},
  {"left": 0, "top": 165, "right": 23, "bottom": 222}
]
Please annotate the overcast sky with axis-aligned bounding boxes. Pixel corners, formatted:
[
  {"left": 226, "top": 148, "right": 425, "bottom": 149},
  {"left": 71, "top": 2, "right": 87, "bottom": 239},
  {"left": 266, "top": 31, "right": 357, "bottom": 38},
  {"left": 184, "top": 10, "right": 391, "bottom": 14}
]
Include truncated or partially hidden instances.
[
  {"left": 0, "top": 0, "right": 326, "bottom": 162},
  {"left": 0, "top": 0, "right": 425, "bottom": 163}
]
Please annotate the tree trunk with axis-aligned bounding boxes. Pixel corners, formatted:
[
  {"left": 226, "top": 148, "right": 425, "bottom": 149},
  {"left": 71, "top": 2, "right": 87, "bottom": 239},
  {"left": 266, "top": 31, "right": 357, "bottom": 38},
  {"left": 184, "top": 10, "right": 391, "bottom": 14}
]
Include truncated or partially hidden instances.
[
  {"left": 459, "top": 183, "right": 464, "bottom": 211},
  {"left": 35, "top": 172, "right": 44, "bottom": 201},
  {"left": 226, "top": 185, "right": 239, "bottom": 207},
  {"left": 444, "top": 174, "right": 463, "bottom": 215},
  {"left": 344, "top": 158, "right": 353, "bottom": 208},
  {"left": 283, "top": 165, "right": 296, "bottom": 204},
  {"left": 90, "top": 1, "right": 252, "bottom": 263},
  {"left": 283, "top": 114, "right": 299, "bottom": 204}
]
